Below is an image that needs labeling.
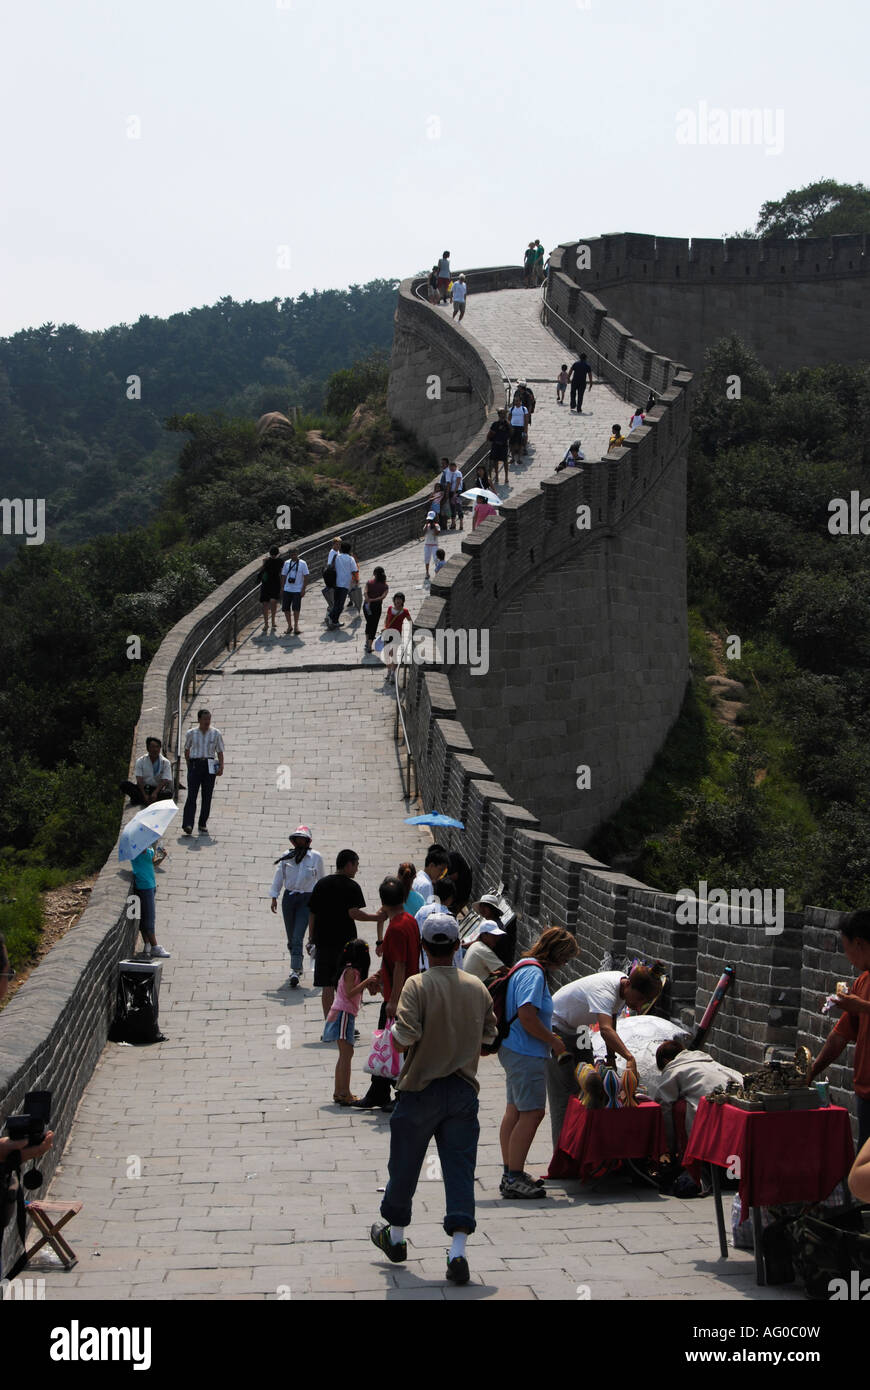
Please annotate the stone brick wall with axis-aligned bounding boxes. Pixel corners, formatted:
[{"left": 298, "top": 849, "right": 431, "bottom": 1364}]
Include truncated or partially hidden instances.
[{"left": 557, "top": 232, "right": 870, "bottom": 374}]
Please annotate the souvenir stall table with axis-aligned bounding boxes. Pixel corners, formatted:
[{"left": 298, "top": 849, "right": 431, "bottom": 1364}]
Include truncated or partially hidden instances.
[
  {"left": 684, "top": 1098, "right": 855, "bottom": 1284},
  {"left": 548, "top": 1099, "right": 666, "bottom": 1181}
]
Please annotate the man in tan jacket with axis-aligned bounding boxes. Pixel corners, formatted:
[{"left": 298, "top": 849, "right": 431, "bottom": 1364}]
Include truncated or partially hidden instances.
[{"left": 369, "top": 912, "right": 497, "bottom": 1286}]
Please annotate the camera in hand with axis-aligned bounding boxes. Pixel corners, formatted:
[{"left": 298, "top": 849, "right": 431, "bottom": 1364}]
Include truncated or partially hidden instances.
[{"left": 4, "top": 1091, "right": 51, "bottom": 1189}]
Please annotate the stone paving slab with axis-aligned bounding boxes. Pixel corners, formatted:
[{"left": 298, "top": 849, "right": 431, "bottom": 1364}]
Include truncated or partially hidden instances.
[{"left": 38, "top": 290, "right": 799, "bottom": 1303}]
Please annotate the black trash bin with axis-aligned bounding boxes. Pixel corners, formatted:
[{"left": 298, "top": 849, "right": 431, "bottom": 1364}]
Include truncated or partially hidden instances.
[{"left": 109, "top": 960, "right": 166, "bottom": 1044}]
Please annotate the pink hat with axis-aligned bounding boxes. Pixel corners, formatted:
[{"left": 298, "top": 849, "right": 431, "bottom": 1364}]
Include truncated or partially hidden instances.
[{"left": 290, "top": 825, "right": 312, "bottom": 840}]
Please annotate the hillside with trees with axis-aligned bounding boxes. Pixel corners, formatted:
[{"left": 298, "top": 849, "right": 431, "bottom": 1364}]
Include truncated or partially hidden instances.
[{"left": 0, "top": 280, "right": 399, "bottom": 562}]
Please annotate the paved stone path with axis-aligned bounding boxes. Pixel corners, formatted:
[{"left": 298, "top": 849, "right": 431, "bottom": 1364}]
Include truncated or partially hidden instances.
[{"left": 42, "top": 291, "right": 796, "bottom": 1300}]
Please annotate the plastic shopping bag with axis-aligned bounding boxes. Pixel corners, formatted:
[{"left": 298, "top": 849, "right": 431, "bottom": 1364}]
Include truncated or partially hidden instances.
[{"left": 363, "top": 1020, "right": 402, "bottom": 1080}]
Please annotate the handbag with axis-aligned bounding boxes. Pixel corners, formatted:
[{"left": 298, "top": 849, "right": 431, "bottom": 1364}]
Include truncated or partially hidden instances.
[
  {"left": 322, "top": 563, "right": 337, "bottom": 588},
  {"left": 786, "top": 1204, "right": 870, "bottom": 1299},
  {"left": 363, "top": 1020, "right": 402, "bottom": 1081}
]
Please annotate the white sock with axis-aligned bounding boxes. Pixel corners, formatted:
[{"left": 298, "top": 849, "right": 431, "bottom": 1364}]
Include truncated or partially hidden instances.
[
  {"left": 390, "top": 1225, "right": 405, "bottom": 1244},
  {"left": 449, "top": 1232, "right": 467, "bottom": 1260}
]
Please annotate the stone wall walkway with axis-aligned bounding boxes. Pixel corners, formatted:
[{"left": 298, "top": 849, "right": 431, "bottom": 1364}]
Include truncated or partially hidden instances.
[{"left": 41, "top": 290, "right": 795, "bottom": 1300}]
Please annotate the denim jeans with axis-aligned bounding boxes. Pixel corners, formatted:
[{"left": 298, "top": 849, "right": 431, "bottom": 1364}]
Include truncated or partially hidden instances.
[
  {"left": 380, "top": 1074, "right": 480, "bottom": 1235},
  {"left": 134, "top": 886, "right": 156, "bottom": 939},
  {"left": 281, "top": 890, "right": 311, "bottom": 971},
  {"left": 183, "top": 759, "right": 215, "bottom": 828}
]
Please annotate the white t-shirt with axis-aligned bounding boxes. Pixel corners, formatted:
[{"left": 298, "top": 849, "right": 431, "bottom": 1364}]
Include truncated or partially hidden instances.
[
  {"left": 462, "top": 940, "right": 502, "bottom": 982},
  {"left": 509, "top": 405, "right": 528, "bottom": 427},
  {"left": 452, "top": 282, "right": 467, "bottom": 303},
  {"left": 134, "top": 752, "right": 172, "bottom": 789},
  {"left": 551, "top": 971, "right": 625, "bottom": 1032},
  {"left": 281, "top": 558, "right": 309, "bottom": 593},
  {"left": 332, "top": 552, "right": 356, "bottom": 588},
  {"left": 442, "top": 469, "right": 462, "bottom": 495},
  {"left": 412, "top": 870, "right": 435, "bottom": 903}
]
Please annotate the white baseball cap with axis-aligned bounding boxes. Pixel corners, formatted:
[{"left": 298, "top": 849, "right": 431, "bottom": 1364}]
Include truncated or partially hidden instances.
[{"left": 420, "top": 912, "right": 460, "bottom": 945}]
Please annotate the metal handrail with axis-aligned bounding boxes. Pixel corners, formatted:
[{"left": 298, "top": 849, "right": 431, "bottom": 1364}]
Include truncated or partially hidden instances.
[
  {"left": 538, "top": 281, "right": 663, "bottom": 404},
  {"left": 393, "top": 619, "right": 415, "bottom": 800},
  {"left": 173, "top": 491, "right": 441, "bottom": 782}
]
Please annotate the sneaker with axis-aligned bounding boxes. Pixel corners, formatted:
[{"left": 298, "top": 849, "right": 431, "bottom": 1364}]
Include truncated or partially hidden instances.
[
  {"left": 151, "top": 945, "right": 171, "bottom": 958},
  {"left": 502, "top": 1175, "right": 547, "bottom": 1200},
  {"left": 369, "top": 1222, "right": 407, "bottom": 1263},
  {"left": 289, "top": 972, "right": 299, "bottom": 989},
  {"left": 181, "top": 826, "right": 193, "bottom": 835},
  {"left": 143, "top": 943, "right": 152, "bottom": 959},
  {"left": 198, "top": 825, "right": 208, "bottom": 834},
  {"left": 522, "top": 1171, "right": 546, "bottom": 1188},
  {"left": 446, "top": 1254, "right": 470, "bottom": 1285}
]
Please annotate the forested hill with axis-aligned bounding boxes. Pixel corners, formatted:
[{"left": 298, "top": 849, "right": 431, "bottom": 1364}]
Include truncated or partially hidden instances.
[{"left": 0, "top": 279, "right": 399, "bottom": 559}]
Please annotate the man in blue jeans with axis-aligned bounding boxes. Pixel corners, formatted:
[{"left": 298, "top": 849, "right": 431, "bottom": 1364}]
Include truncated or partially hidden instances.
[{"left": 369, "top": 913, "right": 497, "bottom": 1285}]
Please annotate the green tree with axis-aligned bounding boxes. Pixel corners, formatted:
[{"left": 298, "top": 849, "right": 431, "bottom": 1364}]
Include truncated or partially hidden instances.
[{"left": 750, "top": 179, "right": 870, "bottom": 239}]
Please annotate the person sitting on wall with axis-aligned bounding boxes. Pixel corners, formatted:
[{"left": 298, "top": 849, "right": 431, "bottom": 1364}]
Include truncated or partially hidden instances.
[
  {"left": 120, "top": 737, "right": 173, "bottom": 807},
  {"left": 555, "top": 441, "right": 585, "bottom": 472},
  {"left": 654, "top": 1037, "right": 743, "bottom": 1153},
  {"left": 608, "top": 424, "right": 628, "bottom": 453}
]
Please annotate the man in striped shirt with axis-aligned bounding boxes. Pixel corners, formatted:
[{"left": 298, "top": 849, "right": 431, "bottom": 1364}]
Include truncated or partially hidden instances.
[{"left": 182, "top": 708, "right": 225, "bottom": 835}]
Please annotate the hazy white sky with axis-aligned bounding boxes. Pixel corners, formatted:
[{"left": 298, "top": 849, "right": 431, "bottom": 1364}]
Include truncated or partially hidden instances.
[{"left": 1, "top": 0, "right": 865, "bottom": 337}]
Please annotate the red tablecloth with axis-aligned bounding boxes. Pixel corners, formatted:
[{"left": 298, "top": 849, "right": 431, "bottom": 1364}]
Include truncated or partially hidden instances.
[
  {"left": 548, "top": 1099, "right": 666, "bottom": 1179},
  {"left": 684, "top": 1099, "right": 855, "bottom": 1220}
]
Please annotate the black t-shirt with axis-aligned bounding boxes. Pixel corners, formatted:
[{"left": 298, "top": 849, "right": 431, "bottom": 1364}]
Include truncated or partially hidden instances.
[
  {"left": 261, "top": 555, "right": 283, "bottom": 582},
  {"left": 570, "top": 360, "right": 592, "bottom": 382},
  {"left": 308, "top": 873, "right": 364, "bottom": 948},
  {"left": 488, "top": 420, "right": 511, "bottom": 446}
]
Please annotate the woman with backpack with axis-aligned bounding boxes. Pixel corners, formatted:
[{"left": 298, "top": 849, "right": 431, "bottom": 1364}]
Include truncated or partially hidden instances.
[{"left": 496, "top": 926, "right": 579, "bottom": 1200}]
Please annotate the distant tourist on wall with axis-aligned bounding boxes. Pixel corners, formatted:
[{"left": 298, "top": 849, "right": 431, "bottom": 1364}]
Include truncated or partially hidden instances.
[
  {"left": 398, "top": 862, "right": 425, "bottom": 919},
  {"left": 269, "top": 825, "right": 325, "bottom": 990},
  {"left": 131, "top": 845, "right": 171, "bottom": 959},
  {"left": 363, "top": 565, "right": 388, "bottom": 654},
  {"left": 487, "top": 409, "right": 511, "bottom": 486},
  {"left": 120, "top": 736, "right": 173, "bottom": 807},
  {"left": 555, "top": 441, "right": 585, "bottom": 472},
  {"left": 307, "top": 848, "right": 386, "bottom": 1018},
  {"left": 328, "top": 541, "right": 356, "bottom": 629},
  {"left": 451, "top": 274, "right": 467, "bottom": 321},
  {"left": 281, "top": 545, "right": 309, "bottom": 636},
  {"left": 646, "top": 390, "right": 656, "bottom": 414},
  {"left": 629, "top": 406, "right": 646, "bottom": 431},
  {"left": 532, "top": 239, "right": 545, "bottom": 286},
  {"left": 557, "top": 365, "right": 569, "bottom": 405},
  {"left": 182, "top": 709, "right": 224, "bottom": 836},
  {"left": 434, "top": 548, "right": 446, "bottom": 574},
  {"left": 259, "top": 545, "right": 283, "bottom": 633},
  {"left": 508, "top": 394, "right": 529, "bottom": 469},
  {"left": 440, "top": 459, "right": 464, "bottom": 531},
  {"left": 809, "top": 909, "right": 870, "bottom": 1149},
  {"left": 428, "top": 265, "right": 440, "bottom": 303},
  {"left": 437, "top": 251, "right": 451, "bottom": 302},
  {"left": 346, "top": 546, "right": 363, "bottom": 618},
  {"left": 381, "top": 592, "right": 410, "bottom": 684},
  {"left": 422, "top": 512, "right": 441, "bottom": 580},
  {"left": 428, "top": 480, "right": 446, "bottom": 519},
  {"left": 321, "top": 534, "right": 342, "bottom": 616},
  {"left": 523, "top": 241, "right": 536, "bottom": 288},
  {"left": 608, "top": 424, "right": 627, "bottom": 453},
  {"left": 518, "top": 382, "right": 536, "bottom": 445},
  {"left": 567, "top": 354, "right": 593, "bottom": 413},
  {"left": 472, "top": 498, "right": 497, "bottom": 530},
  {"left": 473, "top": 460, "right": 490, "bottom": 492}
]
